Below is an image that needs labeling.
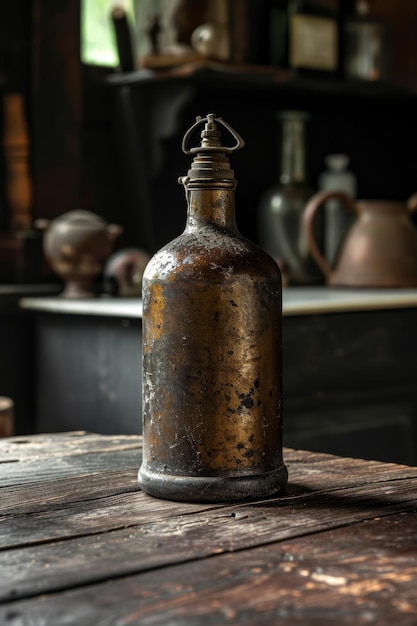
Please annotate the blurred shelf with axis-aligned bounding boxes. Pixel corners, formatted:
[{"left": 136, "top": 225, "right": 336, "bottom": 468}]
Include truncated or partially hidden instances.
[{"left": 106, "top": 61, "right": 417, "bottom": 103}]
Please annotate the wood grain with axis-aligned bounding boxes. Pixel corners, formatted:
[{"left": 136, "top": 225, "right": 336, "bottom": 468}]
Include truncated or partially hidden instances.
[
  {"left": 1, "top": 473, "right": 417, "bottom": 601},
  {"left": 0, "top": 432, "right": 142, "bottom": 486},
  {"left": 1, "top": 432, "right": 417, "bottom": 625},
  {"left": 1, "top": 511, "right": 416, "bottom": 625}
]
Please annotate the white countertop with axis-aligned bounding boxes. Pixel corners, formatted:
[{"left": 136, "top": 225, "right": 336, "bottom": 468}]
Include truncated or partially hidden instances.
[{"left": 19, "top": 287, "right": 417, "bottom": 318}]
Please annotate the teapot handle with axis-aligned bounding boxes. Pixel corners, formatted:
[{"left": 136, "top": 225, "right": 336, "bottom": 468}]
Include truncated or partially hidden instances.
[
  {"left": 303, "top": 191, "right": 357, "bottom": 279},
  {"left": 407, "top": 193, "right": 417, "bottom": 212}
]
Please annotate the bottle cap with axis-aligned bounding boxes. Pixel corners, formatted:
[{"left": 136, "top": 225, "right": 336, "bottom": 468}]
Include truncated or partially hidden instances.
[
  {"left": 179, "top": 114, "right": 244, "bottom": 186},
  {"left": 325, "top": 154, "right": 350, "bottom": 171}
]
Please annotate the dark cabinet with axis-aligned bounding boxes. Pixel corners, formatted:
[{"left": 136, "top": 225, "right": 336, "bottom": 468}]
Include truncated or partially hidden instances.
[
  {"left": 29, "top": 299, "right": 417, "bottom": 466},
  {"left": 107, "top": 66, "right": 417, "bottom": 255}
]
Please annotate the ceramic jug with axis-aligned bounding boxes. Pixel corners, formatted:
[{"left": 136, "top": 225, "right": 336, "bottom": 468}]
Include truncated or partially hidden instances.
[
  {"left": 36, "top": 210, "right": 122, "bottom": 298},
  {"left": 303, "top": 191, "right": 417, "bottom": 287}
]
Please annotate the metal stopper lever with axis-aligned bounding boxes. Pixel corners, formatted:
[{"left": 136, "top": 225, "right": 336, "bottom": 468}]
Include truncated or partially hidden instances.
[{"left": 182, "top": 114, "right": 245, "bottom": 154}]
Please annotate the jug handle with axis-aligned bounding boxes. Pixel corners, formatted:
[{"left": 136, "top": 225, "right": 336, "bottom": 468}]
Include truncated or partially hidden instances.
[
  {"left": 407, "top": 193, "right": 417, "bottom": 212},
  {"left": 303, "top": 191, "right": 357, "bottom": 279}
]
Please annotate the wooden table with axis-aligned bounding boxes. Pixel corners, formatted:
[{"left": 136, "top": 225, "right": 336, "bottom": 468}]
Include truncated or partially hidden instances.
[{"left": 1, "top": 432, "right": 417, "bottom": 624}]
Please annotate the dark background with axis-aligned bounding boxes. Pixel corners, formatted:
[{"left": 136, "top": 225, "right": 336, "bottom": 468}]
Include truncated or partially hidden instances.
[{"left": 1, "top": 0, "right": 417, "bottom": 255}]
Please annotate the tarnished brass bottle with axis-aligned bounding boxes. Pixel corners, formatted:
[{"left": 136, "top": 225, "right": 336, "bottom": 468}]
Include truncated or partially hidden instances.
[{"left": 138, "top": 114, "right": 287, "bottom": 502}]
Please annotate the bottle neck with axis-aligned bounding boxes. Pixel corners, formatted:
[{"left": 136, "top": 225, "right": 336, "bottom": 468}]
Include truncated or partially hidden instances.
[
  {"left": 280, "top": 117, "right": 307, "bottom": 185},
  {"left": 185, "top": 185, "right": 238, "bottom": 232}
]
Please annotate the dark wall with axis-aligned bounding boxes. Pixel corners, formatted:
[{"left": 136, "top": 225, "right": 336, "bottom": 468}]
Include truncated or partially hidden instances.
[
  {"left": 106, "top": 72, "right": 417, "bottom": 255},
  {"left": 2, "top": 1, "right": 417, "bottom": 254}
]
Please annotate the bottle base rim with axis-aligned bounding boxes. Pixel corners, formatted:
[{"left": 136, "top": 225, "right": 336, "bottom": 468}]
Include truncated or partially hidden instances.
[{"left": 138, "top": 463, "right": 288, "bottom": 503}]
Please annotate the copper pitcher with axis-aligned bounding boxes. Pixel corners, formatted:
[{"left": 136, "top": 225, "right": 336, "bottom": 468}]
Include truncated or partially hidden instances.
[{"left": 303, "top": 191, "right": 417, "bottom": 287}]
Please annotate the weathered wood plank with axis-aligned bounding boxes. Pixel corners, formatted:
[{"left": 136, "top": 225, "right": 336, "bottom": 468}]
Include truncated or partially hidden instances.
[
  {"left": 0, "top": 469, "right": 139, "bottom": 515},
  {"left": 2, "top": 442, "right": 417, "bottom": 540},
  {"left": 2, "top": 436, "right": 417, "bottom": 491},
  {"left": 0, "top": 431, "right": 141, "bottom": 463},
  {"left": 2, "top": 445, "right": 417, "bottom": 534},
  {"left": 2, "top": 449, "right": 415, "bottom": 514},
  {"left": 0, "top": 489, "right": 226, "bottom": 549},
  {"left": 283, "top": 448, "right": 417, "bottom": 489},
  {"left": 0, "top": 432, "right": 142, "bottom": 489},
  {"left": 1, "top": 511, "right": 416, "bottom": 625},
  {"left": 1, "top": 430, "right": 415, "bottom": 484},
  {"left": 1, "top": 460, "right": 417, "bottom": 548},
  {"left": 1, "top": 476, "right": 417, "bottom": 601},
  {"left": 0, "top": 448, "right": 141, "bottom": 487},
  {"left": 0, "top": 430, "right": 408, "bottom": 474},
  {"left": 1, "top": 433, "right": 417, "bottom": 625}
]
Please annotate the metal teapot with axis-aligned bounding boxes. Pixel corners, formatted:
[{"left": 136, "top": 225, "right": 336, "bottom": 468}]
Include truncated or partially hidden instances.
[{"left": 303, "top": 191, "right": 417, "bottom": 287}]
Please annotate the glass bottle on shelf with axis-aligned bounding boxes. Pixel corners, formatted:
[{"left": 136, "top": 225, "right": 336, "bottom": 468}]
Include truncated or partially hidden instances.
[
  {"left": 288, "top": 0, "right": 339, "bottom": 78},
  {"left": 269, "top": 0, "right": 340, "bottom": 77},
  {"left": 318, "top": 154, "right": 357, "bottom": 265},
  {"left": 258, "top": 110, "right": 322, "bottom": 286},
  {"left": 344, "top": 0, "right": 390, "bottom": 82}
]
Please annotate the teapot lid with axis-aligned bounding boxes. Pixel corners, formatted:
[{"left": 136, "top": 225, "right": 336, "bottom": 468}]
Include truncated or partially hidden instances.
[{"left": 53, "top": 210, "right": 107, "bottom": 225}]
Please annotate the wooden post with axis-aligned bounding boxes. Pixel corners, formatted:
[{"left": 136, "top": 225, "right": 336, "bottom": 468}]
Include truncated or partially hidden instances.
[
  {"left": 31, "top": 0, "right": 82, "bottom": 220},
  {"left": 3, "top": 93, "right": 33, "bottom": 231}
]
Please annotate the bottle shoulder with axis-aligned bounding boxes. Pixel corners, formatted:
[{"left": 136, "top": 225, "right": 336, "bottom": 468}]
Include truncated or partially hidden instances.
[{"left": 144, "top": 225, "right": 281, "bottom": 282}]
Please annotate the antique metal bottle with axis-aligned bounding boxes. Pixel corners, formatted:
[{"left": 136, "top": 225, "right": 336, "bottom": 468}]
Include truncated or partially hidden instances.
[{"left": 138, "top": 114, "right": 287, "bottom": 502}]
